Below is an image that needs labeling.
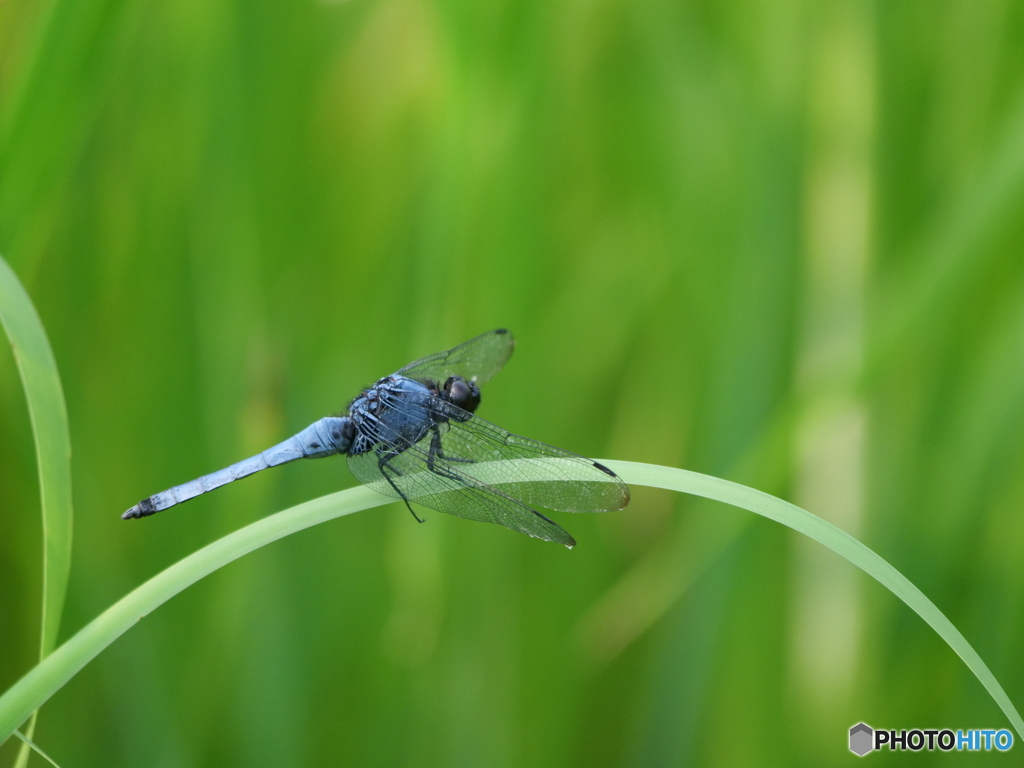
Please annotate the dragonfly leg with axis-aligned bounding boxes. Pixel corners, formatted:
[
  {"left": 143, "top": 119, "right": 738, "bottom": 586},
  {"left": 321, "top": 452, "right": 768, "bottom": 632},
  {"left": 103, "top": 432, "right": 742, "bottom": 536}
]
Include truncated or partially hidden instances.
[
  {"left": 427, "top": 425, "right": 474, "bottom": 468},
  {"left": 377, "top": 450, "right": 425, "bottom": 524},
  {"left": 424, "top": 428, "right": 481, "bottom": 487}
]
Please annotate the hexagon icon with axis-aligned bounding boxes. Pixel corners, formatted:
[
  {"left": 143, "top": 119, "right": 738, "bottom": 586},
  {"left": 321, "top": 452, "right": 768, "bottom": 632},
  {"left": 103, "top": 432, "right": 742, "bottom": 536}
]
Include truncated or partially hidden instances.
[{"left": 849, "top": 723, "right": 874, "bottom": 756}]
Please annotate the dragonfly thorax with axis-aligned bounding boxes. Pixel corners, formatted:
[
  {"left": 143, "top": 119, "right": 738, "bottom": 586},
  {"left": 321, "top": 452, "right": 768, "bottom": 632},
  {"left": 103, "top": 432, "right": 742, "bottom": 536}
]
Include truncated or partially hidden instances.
[
  {"left": 344, "top": 374, "right": 482, "bottom": 458},
  {"left": 346, "top": 375, "right": 437, "bottom": 456}
]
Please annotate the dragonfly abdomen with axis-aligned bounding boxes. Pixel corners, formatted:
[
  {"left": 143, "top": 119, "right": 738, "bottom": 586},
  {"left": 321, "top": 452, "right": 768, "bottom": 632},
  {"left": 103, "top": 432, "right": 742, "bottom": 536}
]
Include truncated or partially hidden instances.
[{"left": 122, "top": 416, "right": 354, "bottom": 519}]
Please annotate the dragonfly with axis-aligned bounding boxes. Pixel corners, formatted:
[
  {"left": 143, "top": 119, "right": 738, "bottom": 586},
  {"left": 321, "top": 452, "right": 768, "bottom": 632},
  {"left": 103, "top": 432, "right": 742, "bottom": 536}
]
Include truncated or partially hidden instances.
[{"left": 122, "top": 329, "right": 629, "bottom": 547}]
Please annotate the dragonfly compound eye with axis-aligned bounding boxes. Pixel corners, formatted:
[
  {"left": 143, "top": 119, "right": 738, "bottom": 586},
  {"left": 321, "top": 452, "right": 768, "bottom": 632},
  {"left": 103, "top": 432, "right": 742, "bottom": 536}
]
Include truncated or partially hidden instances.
[{"left": 445, "top": 376, "right": 481, "bottom": 414}]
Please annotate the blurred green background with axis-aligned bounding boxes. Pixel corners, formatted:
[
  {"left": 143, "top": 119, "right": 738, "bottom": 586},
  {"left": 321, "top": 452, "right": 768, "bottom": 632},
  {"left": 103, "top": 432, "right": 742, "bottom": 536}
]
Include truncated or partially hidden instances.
[{"left": 2, "top": 0, "right": 1024, "bottom": 764}]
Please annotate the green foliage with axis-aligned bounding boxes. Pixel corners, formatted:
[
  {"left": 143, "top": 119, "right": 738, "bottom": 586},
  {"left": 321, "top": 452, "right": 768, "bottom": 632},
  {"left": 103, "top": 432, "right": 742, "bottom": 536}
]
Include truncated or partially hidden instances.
[
  {"left": 1, "top": 459, "right": 1020, "bottom": 751},
  {"left": 10, "top": 730, "right": 62, "bottom": 768},
  {"left": 2, "top": 0, "right": 1024, "bottom": 765},
  {"left": 0, "top": 484, "right": 386, "bottom": 743}
]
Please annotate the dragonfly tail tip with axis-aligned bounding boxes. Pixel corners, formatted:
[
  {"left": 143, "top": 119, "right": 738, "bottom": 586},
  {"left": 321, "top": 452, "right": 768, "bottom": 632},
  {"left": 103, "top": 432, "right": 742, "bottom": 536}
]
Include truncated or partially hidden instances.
[{"left": 122, "top": 498, "right": 158, "bottom": 520}]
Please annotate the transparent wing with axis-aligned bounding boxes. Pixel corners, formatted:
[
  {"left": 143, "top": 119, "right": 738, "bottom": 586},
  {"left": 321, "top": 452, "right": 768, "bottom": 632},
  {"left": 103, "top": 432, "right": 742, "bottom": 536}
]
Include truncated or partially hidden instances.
[
  {"left": 422, "top": 410, "right": 630, "bottom": 514},
  {"left": 397, "top": 329, "right": 515, "bottom": 385},
  {"left": 347, "top": 437, "right": 577, "bottom": 547},
  {"left": 346, "top": 390, "right": 629, "bottom": 545},
  {"left": 383, "top": 390, "right": 630, "bottom": 513}
]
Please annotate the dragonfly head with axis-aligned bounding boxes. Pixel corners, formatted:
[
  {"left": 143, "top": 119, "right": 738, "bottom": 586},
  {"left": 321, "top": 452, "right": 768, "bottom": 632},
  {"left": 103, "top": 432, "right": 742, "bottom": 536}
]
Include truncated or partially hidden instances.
[{"left": 443, "top": 375, "right": 481, "bottom": 417}]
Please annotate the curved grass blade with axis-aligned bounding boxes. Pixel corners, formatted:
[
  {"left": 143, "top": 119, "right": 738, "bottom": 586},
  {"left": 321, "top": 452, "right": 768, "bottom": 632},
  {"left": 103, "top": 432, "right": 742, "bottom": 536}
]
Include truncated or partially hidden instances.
[
  {"left": 0, "top": 486, "right": 388, "bottom": 741},
  {"left": 0, "top": 461, "right": 1019, "bottom": 743},
  {"left": 0, "top": 255, "right": 74, "bottom": 764},
  {"left": 599, "top": 460, "right": 1024, "bottom": 739}
]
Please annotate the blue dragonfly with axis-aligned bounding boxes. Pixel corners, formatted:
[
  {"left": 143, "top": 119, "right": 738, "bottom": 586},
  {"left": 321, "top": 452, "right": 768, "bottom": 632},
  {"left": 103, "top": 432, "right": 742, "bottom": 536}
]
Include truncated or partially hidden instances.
[{"left": 123, "top": 329, "right": 629, "bottom": 547}]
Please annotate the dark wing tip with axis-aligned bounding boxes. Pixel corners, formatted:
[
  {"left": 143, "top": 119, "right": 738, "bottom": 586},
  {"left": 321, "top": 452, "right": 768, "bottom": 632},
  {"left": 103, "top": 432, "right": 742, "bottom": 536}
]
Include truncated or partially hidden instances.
[
  {"left": 591, "top": 461, "right": 631, "bottom": 510},
  {"left": 494, "top": 328, "right": 515, "bottom": 348}
]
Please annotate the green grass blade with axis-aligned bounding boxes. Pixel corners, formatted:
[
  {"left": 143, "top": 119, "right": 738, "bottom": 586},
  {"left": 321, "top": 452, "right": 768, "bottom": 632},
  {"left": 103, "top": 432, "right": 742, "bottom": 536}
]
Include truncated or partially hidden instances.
[
  {"left": 0, "top": 255, "right": 74, "bottom": 654},
  {"left": 600, "top": 460, "right": 1024, "bottom": 738},
  {"left": 0, "top": 460, "right": 1019, "bottom": 744},
  {"left": 0, "top": 486, "right": 389, "bottom": 741},
  {"left": 0, "top": 255, "right": 74, "bottom": 764},
  {"left": 11, "top": 730, "right": 62, "bottom": 768}
]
